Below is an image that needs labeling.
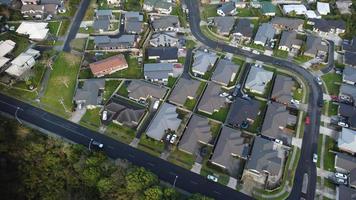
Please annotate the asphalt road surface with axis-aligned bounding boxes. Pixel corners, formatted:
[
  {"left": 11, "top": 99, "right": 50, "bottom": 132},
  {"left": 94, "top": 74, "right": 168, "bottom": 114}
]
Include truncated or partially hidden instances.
[
  {"left": 0, "top": 93, "right": 253, "bottom": 200},
  {"left": 185, "top": 0, "right": 322, "bottom": 199}
]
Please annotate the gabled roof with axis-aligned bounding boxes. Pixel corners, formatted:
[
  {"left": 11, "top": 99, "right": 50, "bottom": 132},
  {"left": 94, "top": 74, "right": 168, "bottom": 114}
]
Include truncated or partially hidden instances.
[
  {"left": 144, "top": 0, "right": 172, "bottom": 10},
  {"left": 125, "top": 19, "right": 142, "bottom": 33},
  {"left": 339, "top": 103, "right": 356, "bottom": 129},
  {"left": 0, "top": 40, "right": 15, "bottom": 57},
  {"left": 283, "top": 4, "right": 307, "bottom": 15},
  {"left": 198, "top": 82, "right": 226, "bottom": 114},
  {"left": 213, "top": 16, "right": 235, "bottom": 34},
  {"left": 93, "top": 18, "right": 110, "bottom": 31},
  {"left": 218, "top": 2, "right": 235, "bottom": 14},
  {"left": 310, "top": 19, "right": 346, "bottom": 32},
  {"left": 335, "top": 152, "right": 356, "bottom": 187},
  {"left": 279, "top": 31, "right": 303, "bottom": 49},
  {"left": 16, "top": 22, "right": 48, "bottom": 40},
  {"left": 5, "top": 48, "right": 40, "bottom": 77},
  {"left": 94, "top": 35, "right": 136, "bottom": 48},
  {"left": 234, "top": 19, "right": 253, "bottom": 38},
  {"left": 260, "top": 1, "right": 276, "bottom": 14},
  {"left": 340, "top": 84, "right": 356, "bottom": 106},
  {"left": 271, "top": 17, "right": 304, "bottom": 30},
  {"left": 304, "top": 35, "right": 328, "bottom": 56},
  {"left": 343, "top": 66, "right": 356, "bottom": 83},
  {"left": 178, "top": 115, "right": 212, "bottom": 154},
  {"left": 227, "top": 97, "right": 261, "bottom": 127},
  {"left": 149, "top": 32, "right": 178, "bottom": 47},
  {"left": 338, "top": 128, "right": 356, "bottom": 153},
  {"left": 147, "top": 47, "right": 178, "bottom": 61},
  {"left": 343, "top": 37, "right": 356, "bottom": 53},
  {"left": 105, "top": 99, "right": 145, "bottom": 128},
  {"left": 192, "top": 50, "right": 218, "bottom": 74},
  {"left": 127, "top": 80, "right": 167, "bottom": 100},
  {"left": 261, "top": 102, "right": 297, "bottom": 146},
  {"left": 146, "top": 102, "right": 181, "bottom": 140},
  {"left": 74, "top": 79, "right": 105, "bottom": 106},
  {"left": 89, "top": 54, "right": 127, "bottom": 75},
  {"left": 245, "top": 66, "right": 273, "bottom": 94},
  {"left": 144, "top": 63, "right": 174, "bottom": 79},
  {"left": 338, "top": 185, "right": 356, "bottom": 200},
  {"left": 254, "top": 23, "right": 276, "bottom": 44},
  {"left": 271, "top": 75, "right": 295, "bottom": 103},
  {"left": 211, "top": 126, "right": 250, "bottom": 173},
  {"left": 96, "top": 9, "right": 112, "bottom": 17},
  {"left": 125, "top": 11, "right": 143, "bottom": 21},
  {"left": 211, "top": 58, "right": 239, "bottom": 85},
  {"left": 345, "top": 52, "right": 356, "bottom": 66},
  {"left": 169, "top": 77, "right": 201, "bottom": 105},
  {"left": 152, "top": 15, "right": 179, "bottom": 30}
]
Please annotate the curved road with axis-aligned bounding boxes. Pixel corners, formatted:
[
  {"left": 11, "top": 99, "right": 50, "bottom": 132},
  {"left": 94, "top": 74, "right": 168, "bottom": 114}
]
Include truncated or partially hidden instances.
[{"left": 185, "top": 0, "right": 322, "bottom": 199}]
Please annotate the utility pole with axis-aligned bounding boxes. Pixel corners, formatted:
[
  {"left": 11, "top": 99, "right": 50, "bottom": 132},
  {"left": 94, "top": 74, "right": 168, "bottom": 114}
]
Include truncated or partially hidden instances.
[
  {"left": 173, "top": 175, "right": 178, "bottom": 188},
  {"left": 15, "top": 107, "right": 22, "bottom": 124}
]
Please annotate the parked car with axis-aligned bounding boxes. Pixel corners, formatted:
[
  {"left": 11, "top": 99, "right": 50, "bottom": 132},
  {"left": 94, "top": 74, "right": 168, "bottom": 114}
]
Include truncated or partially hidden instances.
[
  {"left": 207, "top": 175, "right": 218, "bottom": 182},
  {"left": 219, "top": 92, "right": 229, "bottom": 97},
  {"left": 305, "top": 116, "right": 311, "bottom": 125},
  {"left": 153, "top": 100, "right": 160, "bottom": 110},
  {"left": 330, "top": 95, "right": 339, "bottom": 102},
  {"left": 335, "top": 178, "right": 347, "bottom": 185},
  {"left": 291, "top": 99, "right": 300, "bottom": 105},
  {"left": 338, "top": 121, "right": 349, "bottom": 128},
  {"left": 170, "top": 134, "right": 177, "bottom": 144},
  {"left": 275, "top": 139, "right": 283, "bottom": 145},
  {"left": 335, "top": 172, "right": 348, "bottom": 180},
  {"left": 316, "top": 77, "right": 322, "bottom": 85},
  {"left": 166, "top": 134, "right": 171, "bottom": 141},
  {"left": 313, "top": 153, "right": 318, "bottom": 163},
  {"left": 102, "top": 110, "right": 108, "bottom": 121},
  {"left": 232, "top": 84, "right": 241, "bottom": 97}
]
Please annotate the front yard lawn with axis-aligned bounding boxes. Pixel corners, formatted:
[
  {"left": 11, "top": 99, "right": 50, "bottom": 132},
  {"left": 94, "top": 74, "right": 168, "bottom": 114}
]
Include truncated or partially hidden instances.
[
  {"left": 167, "top": 76, "right": 177, "bottom": 88},
  {"left": 294, "top": 55, "right": 313, "bottom": 64},
  {"left": 273, "top": 49, "right": 289, "bottom": 59},
  {"left": 78, "top": 68, "right": 93, "bottom": 79},
  {"left": 79, "top": 108, "right": 101, "bottom": 130},
  {"left": 70, "top": 38, "right": 87, "bottom": 52},
  {"left": 321, "top": 73, "right": 342, "bottom": 95},
  {"left": 106, "top": 123, "right": 136, "bottom": 144},
  {"left": 117, "top": 83, "right": 129, "bottom": 97},
  {"left": 58, "top": 20, "right": 70, "bottom": 36},
  {"left": 323, "top": 136, "right": 336, "bottom": 172},
  {"left": 293, "top": 87, "right": 303, "bottom": 101},
  {"left": 167, "top": 148, "right": 195, "bottom": 170},
  {"left": 200, "top": 162, "right": 230, "bottom": 186},
  {"left": 124, "top": 0, "right": 142, "bottom": 11},
  {"left": 138, "top": 135, "right": 165, "bottom": 157},
  {"left": 40, "top": 53, "right": 81, "bottom": 118}
]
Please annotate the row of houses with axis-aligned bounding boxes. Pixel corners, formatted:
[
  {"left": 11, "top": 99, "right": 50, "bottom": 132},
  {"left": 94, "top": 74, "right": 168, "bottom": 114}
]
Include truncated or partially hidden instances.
[{"left": 21, "top": 0, "right": 66, "bottom": 19}]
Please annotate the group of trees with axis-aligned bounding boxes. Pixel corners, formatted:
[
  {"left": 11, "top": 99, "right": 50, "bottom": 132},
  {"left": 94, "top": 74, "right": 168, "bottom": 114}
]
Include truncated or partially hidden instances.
[{"left": 0, "top": 117, "right": 212, "bottom": 200}]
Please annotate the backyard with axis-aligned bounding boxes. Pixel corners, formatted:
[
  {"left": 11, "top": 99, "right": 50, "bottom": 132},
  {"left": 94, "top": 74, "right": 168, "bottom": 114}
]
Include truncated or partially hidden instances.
[{"left": 103, "top": 80, "right": 122, "bottom": 103}]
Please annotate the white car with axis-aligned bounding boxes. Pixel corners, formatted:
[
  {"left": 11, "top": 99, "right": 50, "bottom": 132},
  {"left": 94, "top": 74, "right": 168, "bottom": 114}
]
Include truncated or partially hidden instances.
[
  {"left": 335, "top": 172, "right": 348, "bottom": 180},
  {"left": 166, "top": 134, "right": 171, "bottom": 141},
  {"left": 275, "top": 139, "right": 283, "bottom": 145},
  {"left": 170, "top": 134, "right": 177, "bottom": 144},
  {"left": 291, "top": 99, "right": 300, "bottom": 105},
  {"left": 153, "top": 100, "right": 160, "bottom": 110},
  {"left": 313, "top": 153, "right": 318, "bottom": 163},
  {"left": 219, "top": 92, "right": 229, "bottom": 97},
  {"left": 316, "top": 77, "right": 323, "bottom": 85},
  {"left": 102, "top": 110, "right": 108, "bottom": 121},
  {"left": 207, "top": 175, "right": 218, "bottom": 182},
  {"left": 338, "top": 121, "right": 349, "bottom": 128}
]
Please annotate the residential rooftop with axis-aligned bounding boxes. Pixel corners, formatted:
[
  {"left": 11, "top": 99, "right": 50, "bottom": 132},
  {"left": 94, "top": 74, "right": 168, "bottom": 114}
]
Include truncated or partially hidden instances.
[
  {"left": 211, "top": 59, "right": 239, "bottom": 86},
  {"left": 169, "top": 77, "right": 201, "bottom": 106},
  {"left": 127, "top": 80, "right": 167, "bottom": 101},
  {"left": 198, "top": 82, "right": 226, "bottom": 114}
]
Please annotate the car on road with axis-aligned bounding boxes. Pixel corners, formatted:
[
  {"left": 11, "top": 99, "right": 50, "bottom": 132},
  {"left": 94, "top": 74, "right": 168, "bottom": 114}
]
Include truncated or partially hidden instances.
[
  {"left": 316, "top": 77, "right": 323, "bottom": 85},
  {"left": 207, "top": 175, "right": 218, "bottom": 182},
  {"left": 305, "top": 116, "right": 311, "bottom": 125},
  {"left": 90, "top": 139, "right": 104, "bottom": 149},
  {"left": 153, "top": 100, "right": 160, "bottom": 110},
  {"left": 335, "top": 172, "right": 348, "bottom": 180},
  {"left": 313, "top": 153, "right": 318, "bottom": 163},
  {"left": 232, "top": 84, "right": 241, "bottom": 97},
  {"left": 219, "top": 92, "right": 229, "bottom": 97},
  {"left": 275, "top": 139, "right": 283, "bottom": 145},
  {"left": 170, "top": 134, "right": 177, "bottom": 144}
]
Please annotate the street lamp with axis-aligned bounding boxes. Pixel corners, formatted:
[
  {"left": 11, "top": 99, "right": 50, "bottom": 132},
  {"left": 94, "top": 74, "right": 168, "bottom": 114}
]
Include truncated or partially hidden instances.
[
  {"left": 88, "top": 138, "right": 93, "bottom": 151},
  {"left": 173, "top": 175, "right": 178, "bottom": 188},
  {"left": 15, "top": 107, "right": 22, "bottom": 124}
]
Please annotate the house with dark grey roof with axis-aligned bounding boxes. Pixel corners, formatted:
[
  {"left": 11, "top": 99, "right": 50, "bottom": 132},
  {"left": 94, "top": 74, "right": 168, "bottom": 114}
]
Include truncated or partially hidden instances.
[
  {"left": 343, "top": 37, "right": 356, "bottom": 66},
  {"left": 309, "top": 19, "right": 346, "bottom": 36},
  {"left": 243, "top": 136, "right": 287, "bottom": 188},
  {"left": 192, "top": 50, "right": 218, "bottom": 76},
  {"left": 278, "top": 31, "right": 303, "bottom": 52},
  {"left": 271, "top": 75, "right": 295, "bottom": 104},
  {"left": 340, "top": 84, "right": 356, "bottom": 106},
  {"left": 149, "top": 32, "right": 179, "bottom": 47},
  {"left": 304, "top": 35, "right": 328, "bottom": 58},
  {"left": 143, "top": 0, "right": 173, "bottom": 14},
  {"left": 211, "top": 59, "right": 239, "bottom": 86},
  {"left": 93, "top": 10, "right": 114, "bottom": 32},
  {"left": 343, "top": 66, "right": 356, "bottom": 85},
  {"left": 338, "top": 128, "right": 356, "bottom": 154},
  {"left": 94, "top": 35, "right": 136, "bottom": 50},
  {"left": 339, "top": 103, "right": 356, "bottom": 129},
  {"left": 254, "top": 23, "right": 276, "bottom": 46},
  {"left": 335, "top": 152, "right": 356, "bottom": 188},
  {"left": 104, "top": 98, "right": 146, "bottom": 128},
  {"left": 227, "top": 97, "right": 261, "bottom": 128},
  {"left": 127, "top": 80, "right": 167, "bottom": 101},
  {"left": 169, "top": 77, "right": 201, "bottom": 106},
  {"left": 144, "top": 63, "right": 175, "bottom": 83},
  {"left": 211, "top": 126, "right": 250, "bottom": 174},
  {"left": 124, "top": 12, "right": 143, "bottom": 34},
  {"left": 260, "top": 1, "right": 276, "bottom": 16},
  {"left": 198, "top": 82, "right": 226, "bottom": 115},
  {"left": 233, "top": 19, "right": 253, "bottom": 43},
  {"left": 178, "top": 115, "right": 213, "bottom": 155},
  {"left": 147, "top": 47, "right": 178, "bottom": 63},
  {"left": 271, "top": 17, "right": 304, "bottom": 33},
  {"left": 217, "top": 2, "right": 236, "bottom": 16},
  {"left": 337, "top": 185, "right": 356, "bottom": 200},
  {"left": 261, "top": 102, "right": 297, "bottom": 146},
  {"left": 213, "top": 16, "right": 235, "bottom": 36},
  {"left": 245, "top": 65, "right": 274, "bottom": 95},
  {"left": 146, "top": 102, "right": 182, "bottom": 140},
  {"left": 151, "top": 15, "right": 180, "bottom": 32},
  {"left": 74, "top": 79, "right": 105, "bottom": 109}
]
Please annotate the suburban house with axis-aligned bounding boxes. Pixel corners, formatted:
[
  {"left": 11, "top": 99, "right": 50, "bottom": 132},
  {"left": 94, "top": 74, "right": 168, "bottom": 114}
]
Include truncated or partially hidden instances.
[
  {"left": 89, "top": 54, "right": 128, "bottom": 77},
  {"left": 151, "top": 15, "right": 180, "bottom": 32},
  {"left": 16, "top": 22, "right": 48, "bottom": 41},
  {"left": 260, "top": 1, "right": 276, "bottom": 16},
  {"left": 336, "top": 0, "right": 352, "bottom": 15},
  {"left": 335, "top": 152, "right": 356, "bottom": 188},
  {"left": 178, "top": 115, "right": 213, "bottom": 155},
  {"left": 40, "top": 0, "right": 66, "bottom": 13},
  {"left": 144, "top": 63, "right": 180, "bottom": 83},
  {"left": 254, "top": 23, "right": 276, "bottom": 46},
  {"left": 270, "top": 17, "right": 304, "bottom": 33},
  {"left": 317, "top": 2, "right": 330, "bottom": 15},
  {"left": 245, "top": 66, "right": 274, "bottom": 95},
  {"left": 211, "top": 58, "right": 239, "bottom": 86},
  {"left": 197, "top": 82, "right": 226, "bottom": 115},
  {"left": 147, "top": 47, "right": 178, "bottom": 63},
  {"left": 146, "top": 102, "right": 182, "bottom": 141},
  {"left": 211, "top": 126, "right": 250, "bottom": 174},
  {"left": 309, "top": 19, "right": 346, "bottom": 37},
  {"left": 278, "top": 31, "right": 303, "bottom": 52},
  {"left": 169, "top": 77, "right": 201, "bottom": 106},
  {"left": 342, "top": 37, "right": 356, "bottom": 67},
  {"left": 143, "top": 0, "right": 173, "bottom": 14},
  {"left": 343, "top": 66, "right": 356, "bottom": 85},
  {"left": 21, "top": 0, "right": 39, "bottom": 4},
  {"left": 192, "top": 50, "right": 218, "bottom": 76},
  {"left": 93, "top": 35, "right": 137, "bottom": 50},
  {"left": 261, "top": 102, "right": 297, "bottom": 146},
  {"left": 126, "top": 80, "right": 167, "bottom": 101},
  {"left": 149, "top": 32, "right": 179, "bottom": 47},
  {"left": 339, "top": 84, "right": 356, "bottom": 106},
  {"left": 124, "top": 11, "right": 143, "bottom": 34},
  {"left": 74, "top": 79, "right": 105, "bottom": 109},
  {"left": 304, "top": 35, "right": 328, "bottom": 58},
  {"left": 21, "top": 5, "right": 45, "bottom": 19},
  {"left": 338, "top": 128, "right": 356, "bottom": 154},
  {"left": 233, "top": 19, "right": 253, "bottom": 43},
  {"left": 5, "top": 48, "right": 40, "bottom": 79},
  {"left": 337, "top": 185, "right": 356, "bottom": 199},
  {"left": 271, "top": 75, "right": 295, "bottom": 105},
  {"left": 93, "top": 10, "right": 113, "bottom": 32},
  {"left": 213, "top": 16, "right": 235, "bottom": 36},
  {"left": 217, "top": 2, "right": 236, "bottom": 16},
  {"left": 107, "top": 0, "right": 121, "bottom": 5},
  {"left": 104, "top": 98, "right": 146, "bottom": 128},
  {"left": 282, "top": 4, "right": 307, "bottom": 15},
  {"left": 242, "top": 136, "right": 287, "bottom": 189},
  {"left": 227, "top": 97, "right": 261, "bottom": 128},
  {"left": 339, "top": 103, "right": 356, "bottom": 129},
  {"left": 0, "top": 40, "right": 15, "bottom": 69}
]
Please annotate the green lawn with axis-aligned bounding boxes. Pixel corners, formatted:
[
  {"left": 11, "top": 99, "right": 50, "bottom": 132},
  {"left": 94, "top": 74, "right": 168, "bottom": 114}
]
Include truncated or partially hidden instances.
[
  {"left": 124, "top": 0, "right": 142, "bottom": 11},
  {"left": 211, "top": 107, "right": 229, "bottom": 122},
  {"left": 48, "top": 21, "right": 61, "bottom": 35},
  {"left": 106, "top": 123, "right": 136, "bottom": 144},
  {"left": 323, "top": 136, "right": 336, "bottom": 172},
  {"left": 317, "top": 136, "right": 323, "bottom": 168},
  {"left": 79, "top": 108, "right": 101, "bottom": 130},
  {"left": 58, "top": 20, "right": 70, "bottom": 36},
  {"left": 117, "top": 84, "right": 129, "bottom": 97},
  {"left": 107, "top": 55, "right": 143, "bottom": 78},
  {"left": 138, "top": 134, "right": 165, "bottom": 157},
  {"left": 200, "top": 162, "right": 230, "bottom": 186},
  {"left": 321, "top": 73, "right": 342, "bottom": 95},
  {"left": 83, "top": 0, "right": 96, "bottom": 20},
  {"left": 70, "top": 38, "right": 87, "bottom": 52},
  {"left": 185, "top": 40, "right": 197, "bottom": 49},
  {"left": 328, "top": 102, "right": 339, "bottom": 116},
  {"left": 200, "top": 4, "right": 218, "bottom": 20},
  {"left": 200, "top": 25, "right": 230, "bottom": 42},
  {"left": 294, "top": 55, "right": 313, "bottom": 64},
  {"left": 293, "top": 88, "right": 303, "bottom": 101},
  {"left": 273, "top": 49, "right": 289, "bottom": 59},
  {"left": 167, "top": 148, "right": 195, "bottom": 170},
  {"left": 167, "top": 76, "right": 177, "bottom": 88},
  {"left": 0, "top": 32, "right": 30, "bottom": 56},
  {"left": 40, "top": 53, "right": 81, "bottom": 118},
  {"left": 184, "top": 98, "right": 197, "bottom": 111},
  {"left": 103, "top": 80, "right": 121, "bottom": 103},
  {"left": 78, "top": 68, "right": 94, "bottom": 79},
  {"left": 171, "top": 5, "right": 187, "bottom": 27},
  {"left": 236, "top": 8, "right": 261, "bottom": 17}
]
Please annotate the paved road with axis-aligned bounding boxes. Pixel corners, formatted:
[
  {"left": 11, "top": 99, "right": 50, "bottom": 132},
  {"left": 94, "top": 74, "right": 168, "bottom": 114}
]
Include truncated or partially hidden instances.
[
  {"left": 321, "top": 40, "right": 335, "bottom": 74},
  {"left": 185, "top": 0, "right": 322, "bottom": 199},
  {"left": 0, "top": 93, "right": 253, "bottom": 200}
]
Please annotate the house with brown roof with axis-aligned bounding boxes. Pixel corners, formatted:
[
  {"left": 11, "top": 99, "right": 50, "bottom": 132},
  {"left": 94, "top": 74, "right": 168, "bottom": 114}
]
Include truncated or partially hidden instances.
[{"left": 89, "top": 54, "right": 128, "bottom": 77}]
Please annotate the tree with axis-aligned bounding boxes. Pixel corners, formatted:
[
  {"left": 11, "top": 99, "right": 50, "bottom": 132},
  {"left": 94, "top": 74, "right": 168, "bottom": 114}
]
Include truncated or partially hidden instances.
[
  {"left": 125, "top": 167, "right": 159, "bottom": 193},
  {"left": 188, "top": 194, "right": 214, "bottom": 200},
  {"left": 144, "top": 186, "right": 163, "bottom": 200},
  {"left": 163, "top": 188, "right": 179, "bottom": 200}
]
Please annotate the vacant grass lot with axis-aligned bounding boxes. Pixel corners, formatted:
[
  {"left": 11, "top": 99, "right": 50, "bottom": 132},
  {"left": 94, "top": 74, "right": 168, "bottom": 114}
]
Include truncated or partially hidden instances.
[
  {"left": 70, "top": 38, "right": 87, "bottom": 52},
  {"left": 41, "top": 53, "right": 81, "bottom": 117},
  {"left": 321, "top": 73, "right": 342, "bottom": 96}
]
